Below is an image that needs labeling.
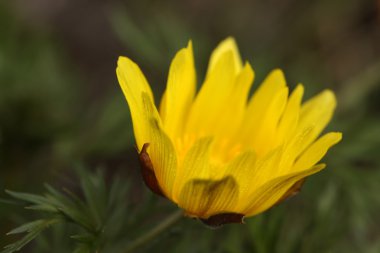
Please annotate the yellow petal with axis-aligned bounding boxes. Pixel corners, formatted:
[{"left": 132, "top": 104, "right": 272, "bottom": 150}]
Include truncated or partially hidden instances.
[
  {"left": 245, "top": 146, "right": 284, "bottom": 189},
  {"left": 244, "top": 164, "right": 326, "bottom": 217},
  {"left": 295, "top": 90, "right": 337, "bottom": 155},
  {"left": 173, "top": 137, "right": 214, "bottom": 201},
  {"left": 276, "top": 84, "right": 304, "bottom": 144},
  {"left": 184, "top": 38, "right": 247, "bottom": 141},
  {"left": 139, "top": 93, "right": 178, "bottom": 198},
  {"left": 211, "top": 62, "right": 255, "bottom": 141},
  {"left": 239, "top": 69, "right": 288, "bottom": 154},
  {"left": 244, "top": 92, "right": 289, "bottom": 155},
  {"left": 207, "top": 37, "right": 242, "bottom": 76},
  {"left": 185, "top": 50, "right": 237, "bottom": 138},
  {"left": 117, "top": 58, "right": 178, "bottom": 198},
  {"left": 224, "top": 147, "right": 284, "bottom": 212},
  {"left": 277, "top": 127, "right": 314, "bottom": 175},
  {"left": 222, "top": 150, "right": 257, "bottom": 211},
  {"left": 246, "top": 69, "right": 287, "bottom": 120},
  {"left": 158, "top": 90, "right": 167, "bottom": 123},
  {"left": 116, "top": 56, "right": 155, "bottom": 150},
  {"left": 178, "top": 176, "right": 239, "bottom": 218},
  {"left": 275, "top": 130, "right": 341, "bottom": 177},
  {"left": 159, "top": 41, "right": 196, "bottom": 139},
  {"left": 293, "top": 132, "right": 342, "bottom": 172}
]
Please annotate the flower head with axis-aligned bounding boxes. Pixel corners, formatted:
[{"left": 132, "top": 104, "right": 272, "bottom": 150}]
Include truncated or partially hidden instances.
[{"left": 116, "top": 38, "right": 342, "bottom": 226}]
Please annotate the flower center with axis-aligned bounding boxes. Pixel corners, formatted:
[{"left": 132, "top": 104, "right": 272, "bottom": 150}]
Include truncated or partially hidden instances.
[
  {"left": 210, "top": 138, "right": 243, "bottom": 166},
  {"left": 175, "top": 134, "right": 243, "bottom": 167}
]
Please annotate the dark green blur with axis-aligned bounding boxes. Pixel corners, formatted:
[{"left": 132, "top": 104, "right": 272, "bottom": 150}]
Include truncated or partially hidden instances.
[{"left": 1, "top": 0, "right": 379, "bottom": 252}]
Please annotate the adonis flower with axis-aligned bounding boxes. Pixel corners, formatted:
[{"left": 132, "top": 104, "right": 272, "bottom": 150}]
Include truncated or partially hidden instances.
[{"left": 116, "top": 38, "right": 342, "bottom": 226}]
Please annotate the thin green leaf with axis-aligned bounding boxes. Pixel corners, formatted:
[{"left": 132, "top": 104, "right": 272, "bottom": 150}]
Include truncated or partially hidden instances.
[
  {"left": 43, "top": 184, "right": 94, "bottom": 231},
  {"left": 1, "top": 218, "right": 61, "bottom": 253},
  {"left": 78, "top": 168, "right": 107, "bottom": 230},
  {"left": 25, "top": 204, "right": 58, "bottom": 212},
  {"left": 5, "top": 190, "right": 51, "bottom": 206},
  {"left": 7, "top": 220, "right": 49, "bottom": 235},
  {"left": 70, "top": 233, "right": 96, "bottom": 243}
]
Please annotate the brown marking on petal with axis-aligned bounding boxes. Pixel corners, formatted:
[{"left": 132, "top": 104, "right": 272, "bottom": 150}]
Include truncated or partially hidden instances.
[
  {"left": 201, "top": 213, "right": 245, "bottom": 227},
  {"left": 138, "top": 143, "right": 166, "bottom": 198},
  {"left": 179, "top": 176, "right": 239, "bottom": 218},
  {"left": 276, "top": 178, "right": 306, "bottom": 205}
]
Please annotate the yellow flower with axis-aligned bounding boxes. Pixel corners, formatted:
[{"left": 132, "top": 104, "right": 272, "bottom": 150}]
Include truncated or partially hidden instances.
[{"left": 116, "top": 38, "right": 342, "bottom": 226}]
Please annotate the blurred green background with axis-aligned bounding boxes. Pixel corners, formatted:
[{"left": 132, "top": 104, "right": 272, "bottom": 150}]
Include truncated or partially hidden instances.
[{"left": 1, "top": 0, "right": 380, "bottom": 252}]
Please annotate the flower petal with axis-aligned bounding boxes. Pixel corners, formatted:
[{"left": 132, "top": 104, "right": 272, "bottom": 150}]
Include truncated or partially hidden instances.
[
  {"left": 116, "top": 56, "right": 155, "bottom": 150},
  {"left": 276, "top": 84, "right": 304, "bottom": 144},
  {"left": 223, "top": 146, "right": 285, "bottom": 212},
  {"left": 215, "top": 62, "right": 254, "bottom": 138},
  {"left": 207, "top": 37, "right": 242, "bottom": 76},
  {"left": 173, "top": 137, "right": 214, "bottom": 201},
  {"left": 244, "top": 164, "right": 326, "bottom": 217},
  {"left": 117, "top": 57, "right": 178, "bottom": 198},
  {"left": 246, "top": 69, "right": 287, "bottom": 121},
  {"left": 240, "top": 69, "right": 288, "bottom": 155},
  {"left": 295, "top": 90, "right": 337, "bottom": 155},
  {"left": 185, "top": 49, "right": 238, "bottom": 138},
  {"left": 209, "top": 63, "right": 255, "bottom": 159},
  {"left": 138, "top": 143, "right": 165, "bottom": 197},
  {"left": 140, "top": 93, "right": 178, "bottom": 198},
  {"left": 276, "top": 178, "right": 306, "bottom": 204},
  {"left": 223, "top": 150, "right": 257, "bottom": 210},
  {"left": 277, "top": 127, "right": 314, "bottom": 175},
  {"left": 293, "top": 132, "right": 342, "bottom": 172},
  {"left": 178, "top": 176, "right": 239, "bottom": 218},
  {"left": 276, "top": 90, "right": 338, "bottom": 176},
  {"left": 159, "top": 42, "right": 196, "bottom": 139}
]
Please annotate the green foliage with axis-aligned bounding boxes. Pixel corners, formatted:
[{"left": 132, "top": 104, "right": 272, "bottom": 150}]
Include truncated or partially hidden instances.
[
  {"left": 1, "top": 168, "right": 134, "bottom": 253},
  {"left": 1, "top": 0, "right": 380, "bottom": 252},
  {"left": 110, "top": 4, "right": 194, "bottom": 69},
  {"left": 2, "top": 219, "right": 61, "bottom": 253}
]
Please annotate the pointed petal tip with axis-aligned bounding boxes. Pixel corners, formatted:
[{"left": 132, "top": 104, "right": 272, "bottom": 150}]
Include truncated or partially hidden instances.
[
  {"left": 311, "top": 163, "right": 327, "bottom": 174},
  {"left": 173, "top": 41, "right": 194, "bottom": 61},
  {"left": 117, "top": 55, "right": 130, "bottom": 65},
  {"left": 117, "top": 56, "right": 140, "bottom": 72},
  {"left": 321, "top": 131, "right": 343, "bottom": 147},
  {"left": 271, "top": 68, "right": 286, "bottom": 79},
  {"left": 219, "top": 36, "right": 237, "bottom": 46},
  {"left": 295, "top": 83, "right": 305, "bottom": 93},
  {"left": 116, "top": 56, "right": 124, "bottom": 71},
  {"left": 187, "top": 40, "right": 193, "bottom": 50},
  {"left": 319, "top": 89, "right": 338, "bottom": 106},
  {"left": 243, "top": 61, "right": 255, "bottom": 75},
  {"left": 331, "top": 132, "right": 343, "bottom": 143},
  {"left": 218, "top": 37, "right": 240, "bottom": 57},
  {"left": 207, "top": 36, "right": 242, "bottom": 75},
  {"left": 261, "top": 68, "right": 287, "bottom": 89}
]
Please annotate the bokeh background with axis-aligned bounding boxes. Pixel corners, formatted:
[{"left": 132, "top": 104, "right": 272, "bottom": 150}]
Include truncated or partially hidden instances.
[{"left": 1, "top": 0, "right": 380, "bottom": 252}]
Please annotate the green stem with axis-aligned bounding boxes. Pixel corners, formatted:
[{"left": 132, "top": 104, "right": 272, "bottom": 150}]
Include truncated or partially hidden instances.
[{"left": 123, "top": 210, "right": 183, "bottom": 253}]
